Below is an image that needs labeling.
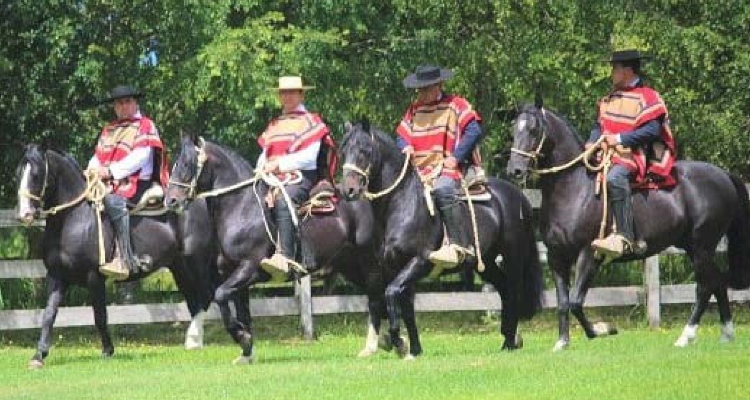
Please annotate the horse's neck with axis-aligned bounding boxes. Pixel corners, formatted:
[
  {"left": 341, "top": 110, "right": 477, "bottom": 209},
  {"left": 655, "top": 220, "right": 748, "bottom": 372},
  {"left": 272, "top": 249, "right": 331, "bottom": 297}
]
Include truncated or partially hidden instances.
[
  {"left": 371, "top": 146, "right": 426, "bottom": 221},
  {"left": 204, "top": 145, "right": 265, "bottom": 223},
  {"left": 208, "top": 145, "right": 254, "bottom": 189},
  {"left": 48, "top": 153, "right": 87, "bottom": 206}
]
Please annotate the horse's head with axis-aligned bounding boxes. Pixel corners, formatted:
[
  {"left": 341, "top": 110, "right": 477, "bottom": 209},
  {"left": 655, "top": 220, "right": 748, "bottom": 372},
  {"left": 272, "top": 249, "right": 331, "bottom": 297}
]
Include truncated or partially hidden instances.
[
  {"left": 166, "top": 132, "right": 207, "bottom": 212},
  {"left": 16, "top": 144, "right": 49, "bottom": 224},
  {"left": 340, "top": 120, "right": 376, "bottom": 201},
  {"left": 507, "top": 103, "right": 548, "bottom": 182}
]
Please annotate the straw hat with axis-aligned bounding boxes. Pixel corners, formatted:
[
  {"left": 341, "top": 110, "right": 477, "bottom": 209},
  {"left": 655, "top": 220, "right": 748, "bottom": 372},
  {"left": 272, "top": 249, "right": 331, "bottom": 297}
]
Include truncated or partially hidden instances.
[{"left": 273, "top": 76, "right": 315, "bottom": 91}]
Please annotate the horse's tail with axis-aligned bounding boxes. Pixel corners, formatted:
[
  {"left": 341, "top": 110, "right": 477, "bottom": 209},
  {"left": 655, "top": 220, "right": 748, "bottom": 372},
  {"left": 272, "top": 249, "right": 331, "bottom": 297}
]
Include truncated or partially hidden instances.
[
  {"left": 518, "top": 198, "right": 545, "bottom": 320},
  {"left": 726, "top": 173, "right": 750, "bottom": 289}
]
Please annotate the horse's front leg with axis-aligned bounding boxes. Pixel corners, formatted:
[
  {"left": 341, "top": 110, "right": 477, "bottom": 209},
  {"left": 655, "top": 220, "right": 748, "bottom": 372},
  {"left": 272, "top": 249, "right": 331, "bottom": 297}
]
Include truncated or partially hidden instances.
[
  {"left": 674, "top": 281, "right": 713, "bottom": 347},
  {"left": 548, "top": 252, "right": 573, "bottom": 352},
  {"left": 359, "top": 269, "right": 386, "bottom": 357},
  {"left": 215, "top": 260, "right": 263, "bottom": 364},
  {"left": 29, "top": 273, "right": 68, "bottom": 369},
  {"left": 384, "top": 256, "right": 431, "bottom": 359},
  {"left": 569, "top": 247, "right": 616, "bottom": 340},
  {"left": 87, "top": 270, "right": 115, "bottom": 358}
]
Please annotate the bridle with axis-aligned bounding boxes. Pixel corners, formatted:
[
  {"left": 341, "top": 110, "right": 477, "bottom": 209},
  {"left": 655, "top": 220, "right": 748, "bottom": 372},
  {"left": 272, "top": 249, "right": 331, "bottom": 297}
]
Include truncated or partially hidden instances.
[
  {"left": 18, "top": 156, "right": 50, "bottom": 208},
  {"left": 510, "top": 108, "right": 548, "bottom": 168},
  {"left": 341, "top": 128, "right": 411, "bottom": 200},
  {"left": 168, "top": 138, "right": 208, "bottom": 200}
]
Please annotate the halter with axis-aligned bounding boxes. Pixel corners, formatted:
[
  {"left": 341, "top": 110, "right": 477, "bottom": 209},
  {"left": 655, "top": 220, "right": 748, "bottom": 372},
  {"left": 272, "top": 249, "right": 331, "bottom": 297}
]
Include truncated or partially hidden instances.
[
  {"left": 18, "top": 157, "right": 49, "bottom": 206},
  {"left": 168, "top": 137, "right": 208, "bottom": 200},
  {"left": 510, "top": 108, "right": 548, "bottom": 166},
  {"left": 341, "top": 129, "right": 411, "bottom": 200}
]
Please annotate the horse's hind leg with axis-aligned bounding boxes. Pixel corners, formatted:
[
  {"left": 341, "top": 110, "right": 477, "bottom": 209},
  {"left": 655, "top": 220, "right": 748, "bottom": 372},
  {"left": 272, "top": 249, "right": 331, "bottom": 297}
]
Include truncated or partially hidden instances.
[
  {"left": 487, "top": 273, "right": 521, "bottom": 351},
  {"left": 675, "top": 282, "right": 712, "bottom": 347},
  {"left": 548, "top": 254, "right": 573, "bottom": 351},
  {"left": 715, "top": 287, "right": 735, "bottom": 343},
  {"left": 233, "top": 287, "right": 253, "bottom": 346},
  {"left": 29, "top": 274, "right": 68, "bottom": 369},
  {"left": 87, "top": 271, "right": 114, "bottom": 358}
]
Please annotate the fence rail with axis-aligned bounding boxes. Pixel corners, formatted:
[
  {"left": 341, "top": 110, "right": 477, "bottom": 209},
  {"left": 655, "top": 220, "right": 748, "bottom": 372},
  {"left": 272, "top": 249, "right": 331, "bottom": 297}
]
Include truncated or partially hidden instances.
[{"left": 1, "top": 187, "right": 749, "bottom": 333}]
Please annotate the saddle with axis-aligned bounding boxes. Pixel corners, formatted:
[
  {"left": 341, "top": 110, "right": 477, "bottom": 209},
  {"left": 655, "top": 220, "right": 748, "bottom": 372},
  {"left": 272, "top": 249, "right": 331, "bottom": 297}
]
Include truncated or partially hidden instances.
[
  {"left": 459, "top": 165, "right": 491, "bottom": 202},
  {"left": 297, "top": 180, "right": 337, "bottom": 216},
  {"left": 127, "top": 182, "right": 169, "bottom": 216}
]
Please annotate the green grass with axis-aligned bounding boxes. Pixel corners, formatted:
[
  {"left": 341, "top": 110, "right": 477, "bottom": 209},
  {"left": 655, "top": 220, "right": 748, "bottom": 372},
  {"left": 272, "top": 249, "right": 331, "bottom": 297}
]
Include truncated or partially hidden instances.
[{"left": 1, "top": 308, "right": 750, "bottom": 400}]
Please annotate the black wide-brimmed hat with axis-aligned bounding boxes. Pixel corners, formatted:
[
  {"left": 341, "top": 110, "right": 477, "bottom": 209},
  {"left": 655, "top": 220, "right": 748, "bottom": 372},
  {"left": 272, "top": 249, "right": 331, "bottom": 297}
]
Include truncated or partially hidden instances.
[
  {"left": 402, "top": 65, "right": 454, "bottom": 89},
  {"left": 102, "top": 85, "right": 143, "bottom": 103},
  {"left": 604, "top": 49, "right": 651, "bottom": 63}
]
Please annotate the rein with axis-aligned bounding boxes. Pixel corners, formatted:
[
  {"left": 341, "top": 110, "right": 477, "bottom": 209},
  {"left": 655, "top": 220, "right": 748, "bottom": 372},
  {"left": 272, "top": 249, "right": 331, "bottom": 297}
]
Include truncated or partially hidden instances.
[
  {"left": 342, "top": 153, "right": 411, "bottom": 200},
  {"left": 510, "top": 109, "right": 615, "bottom": 240}
]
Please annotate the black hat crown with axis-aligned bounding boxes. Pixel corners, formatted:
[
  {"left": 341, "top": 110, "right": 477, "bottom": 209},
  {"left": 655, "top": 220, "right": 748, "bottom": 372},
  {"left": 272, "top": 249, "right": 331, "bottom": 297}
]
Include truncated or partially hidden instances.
[
  {"left": 102, "top": 85, "right": 143, "bottom": 103},
  {"left": 402, "top": 65, "right": 454, "bottom": 89}
]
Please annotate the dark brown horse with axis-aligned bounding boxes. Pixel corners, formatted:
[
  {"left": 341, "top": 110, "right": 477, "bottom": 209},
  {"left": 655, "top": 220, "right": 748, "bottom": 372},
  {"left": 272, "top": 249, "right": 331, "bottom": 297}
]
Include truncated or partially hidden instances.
[
  {"left": 15, "top": 144, "right": 217, "bottom": 368},
  {"left": 507, "top": 102, "right": 750, "bottom": 350},
  {"left": 165, "top": 133, "right": 382, "bottom": 363}
]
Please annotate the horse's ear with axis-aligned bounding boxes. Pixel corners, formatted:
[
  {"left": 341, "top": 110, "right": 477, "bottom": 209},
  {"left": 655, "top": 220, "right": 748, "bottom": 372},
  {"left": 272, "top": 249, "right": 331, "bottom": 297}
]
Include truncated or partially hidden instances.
[
  {"left": 361, "top": 117, "right": 371, "bottom": 133},
  {"left": 534, "top": 84, "right": 544, "bottom": 110},
  {"left": 344, "top": 121, "right": 353, "bottom": 133}
]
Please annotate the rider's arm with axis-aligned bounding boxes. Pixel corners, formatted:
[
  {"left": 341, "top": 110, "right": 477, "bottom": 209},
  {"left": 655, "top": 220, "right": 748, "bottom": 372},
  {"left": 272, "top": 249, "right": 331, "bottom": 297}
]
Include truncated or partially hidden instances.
[
  {"left": 395, "top": 135, "right": 409, "bottom": 150},
  {"left": 453, "top": 120, "right": 483, "bottom": 163},
  {"left": 617, "top": 119, "right": 662, "bottom": 148},
  {"left": 587, "top": 122, "right": 602, "bottom": 144},
  {"left": 278, "top": 140, "right": 321, "bottom": 172},
  {"left": 108, "top": 147, "right": 153, "bottom": 180},
  {"left": 87, "top": 155, "right": 101, "bottom": 170}
]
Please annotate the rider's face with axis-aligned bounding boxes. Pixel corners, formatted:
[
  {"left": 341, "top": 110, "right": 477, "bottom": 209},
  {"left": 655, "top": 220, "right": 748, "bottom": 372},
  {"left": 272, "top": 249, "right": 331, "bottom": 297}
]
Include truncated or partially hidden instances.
[
  {"left": 611, "top": 63, "right": 633, "bottom": 89},
  {"left": 113, "top": 97, "right": 138, "bottom": 119},
  {"left": 279, "top": 90, "right": 304, "bottom": 113},
  {"left": 416, "top": 83, "right": 442, "bottom": 103}
]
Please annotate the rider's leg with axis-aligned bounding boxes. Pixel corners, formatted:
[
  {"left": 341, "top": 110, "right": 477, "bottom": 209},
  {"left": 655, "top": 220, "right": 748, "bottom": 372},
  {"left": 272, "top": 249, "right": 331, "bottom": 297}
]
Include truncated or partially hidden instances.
[
  {"left": 100, "top": 193, "right": 146, "bottom": 279},
  {"left": 607, "top": 165, "right": 634, "bottom": 242},
  {"left": 429, "top": 176, "right": 472, "bottom": 268}
]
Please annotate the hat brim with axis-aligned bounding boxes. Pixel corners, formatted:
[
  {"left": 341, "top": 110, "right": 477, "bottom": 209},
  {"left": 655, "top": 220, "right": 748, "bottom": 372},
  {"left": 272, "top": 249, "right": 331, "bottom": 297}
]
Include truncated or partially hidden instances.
[
  {"left": 270, "top": 86, "right": 315, "bottom": 91},
  {"left": 102, "top": 92, "right": 143, "bottom": 103},
  {"left": 602, "top": 55, "right": 652, "bottom": 63},
  {"left": 403, "top": 69, "right": 454, "bottom": 89}
]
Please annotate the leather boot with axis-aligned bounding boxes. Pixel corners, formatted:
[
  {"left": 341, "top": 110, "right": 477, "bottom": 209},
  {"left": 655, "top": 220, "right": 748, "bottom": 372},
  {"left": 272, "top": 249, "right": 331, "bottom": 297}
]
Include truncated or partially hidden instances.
[
  {"left": 429, "top": 203, "right": 474, "bottom": 270},
  {"left": 99, "top": 195, "right": 151, "bottom": 279},
  {"left": 260, "top": 203, "right": 297, "bottom": 281}
]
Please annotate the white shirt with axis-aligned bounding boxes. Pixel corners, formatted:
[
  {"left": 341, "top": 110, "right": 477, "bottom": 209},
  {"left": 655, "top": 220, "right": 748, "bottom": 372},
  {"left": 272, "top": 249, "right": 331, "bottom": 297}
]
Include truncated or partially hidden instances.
[
  {"left": 255, "top": 104, "right": 321, "bottom": 172},
  {"left": 87, "top": 111, "right": 157, "bottom": 180}
]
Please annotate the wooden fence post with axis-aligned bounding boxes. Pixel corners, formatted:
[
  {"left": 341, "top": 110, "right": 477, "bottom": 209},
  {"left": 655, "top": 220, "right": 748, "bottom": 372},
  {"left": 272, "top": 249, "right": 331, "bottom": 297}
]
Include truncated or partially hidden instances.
[
  {"left": 644, "top": 255, "right": 660, "bottom": 328},
  {"left": 295, "top": 275, "right": 314, "bottom": 340}
]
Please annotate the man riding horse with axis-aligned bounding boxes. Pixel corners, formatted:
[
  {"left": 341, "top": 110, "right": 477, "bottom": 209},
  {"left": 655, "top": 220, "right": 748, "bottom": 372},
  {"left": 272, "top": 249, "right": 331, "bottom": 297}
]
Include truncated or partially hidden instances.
[
  {"left": 587, "top": 50, "right": 676, "bottom": 258},
  {"left": 396, "top": 65, "right": 484, "bottom": 269},
  {"left": 87, "top": 85, "right": 169, "bottom": 280},
  {"left": 257, "top": 75, "right": 336, "bottom": 276}
]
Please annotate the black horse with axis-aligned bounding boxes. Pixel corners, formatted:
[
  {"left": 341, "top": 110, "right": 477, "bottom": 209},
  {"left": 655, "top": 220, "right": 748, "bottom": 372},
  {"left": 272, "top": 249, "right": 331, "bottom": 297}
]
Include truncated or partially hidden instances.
[
  {"left": 165, "top": 133, "right": 382, "bottom": 363},
  {"left": 507, "top": 103, "right": 750, "bottom": 350},
  {"left": 15, "top": 145, "right": 217, "bottom": 368},
  {"left": 340, "top": 121, "right": 544, "bottom": 358}
]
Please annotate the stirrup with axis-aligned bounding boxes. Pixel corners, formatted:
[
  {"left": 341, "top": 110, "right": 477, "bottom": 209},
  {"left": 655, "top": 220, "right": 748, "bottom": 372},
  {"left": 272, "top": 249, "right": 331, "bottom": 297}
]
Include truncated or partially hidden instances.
[
  {"left": 99, "top": 258, "right": 130, "bottom": 281},
  {"left": 260, "top": 254, "right": 292, "bottom": 282},
  {"left": 428, "top": 244, "right": 467, "bottom": 269},
  {"left": 592, "top": 234, "right": 634, "bottom": 259}
]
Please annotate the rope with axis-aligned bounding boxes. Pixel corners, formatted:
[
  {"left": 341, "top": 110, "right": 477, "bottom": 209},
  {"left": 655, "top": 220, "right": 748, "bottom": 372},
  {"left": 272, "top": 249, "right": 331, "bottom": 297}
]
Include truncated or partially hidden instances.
[
  {"left": 195, "top": 176, "right": 260, "bottom": 199},
  {"left": 461, "top": 184, "right": 485, "bottom": 272},
  {"left": 343, "top": 152, "right": 412, "bottom": 200},
  {"left": 532, "top": 135, "right": 607, "bottom": 175}
]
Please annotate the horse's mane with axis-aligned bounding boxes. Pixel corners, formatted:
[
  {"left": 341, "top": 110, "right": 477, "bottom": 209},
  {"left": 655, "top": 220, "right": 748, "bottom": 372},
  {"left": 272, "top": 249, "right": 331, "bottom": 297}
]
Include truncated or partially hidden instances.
[
  {"left": 204, "top": 140, "right": 256, "bottom": 173},
  {"left": 518, "top": 103, "right": 584, "bottom": 145},
  {"left": 341, "top": 120, "right": 400, "bottom": 156}
]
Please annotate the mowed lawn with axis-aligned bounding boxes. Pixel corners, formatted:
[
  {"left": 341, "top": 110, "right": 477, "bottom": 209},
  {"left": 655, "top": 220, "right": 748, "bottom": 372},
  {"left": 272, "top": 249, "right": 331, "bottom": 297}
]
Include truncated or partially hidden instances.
[{"left": 1, "top": 309, "right": 750, "bottom": 400}]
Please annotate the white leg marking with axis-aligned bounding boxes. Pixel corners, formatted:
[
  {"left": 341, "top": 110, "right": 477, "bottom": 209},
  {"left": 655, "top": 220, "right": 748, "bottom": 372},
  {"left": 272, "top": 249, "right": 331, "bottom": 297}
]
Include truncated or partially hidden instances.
[
  {"left": 184, "top": 311, "right": 206, "bottom": 350},
  {"left": 674, "top": 324, "right": 698, "bottom": 347}
]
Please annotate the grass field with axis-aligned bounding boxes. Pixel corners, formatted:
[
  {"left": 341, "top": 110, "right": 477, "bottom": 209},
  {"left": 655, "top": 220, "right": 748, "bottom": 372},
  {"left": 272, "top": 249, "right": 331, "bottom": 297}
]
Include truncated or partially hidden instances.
[{"left": 1, "top": 308, "right": 750, "bottom": 400}]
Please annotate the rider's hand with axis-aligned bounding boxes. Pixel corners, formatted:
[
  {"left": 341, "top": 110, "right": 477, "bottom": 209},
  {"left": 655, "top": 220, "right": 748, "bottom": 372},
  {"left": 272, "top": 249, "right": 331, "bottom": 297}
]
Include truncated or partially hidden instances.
[
  {"left": 584, "top": 142, "right": 594, "bottom": 150},
  {"left": 263, "top": 160, "right": 280, "bottom": 174},
  {"left": 96, "top": 166, "right": 111, "bottom": 179},
  {"left": 443, "top": 156, "right": 458, "bottom": 170},
  {"left": 604, "top": 134, "right": 620, "bottom": 146},
  {"left": 402, "top": 145, "right": 414, "bottom": 156}
]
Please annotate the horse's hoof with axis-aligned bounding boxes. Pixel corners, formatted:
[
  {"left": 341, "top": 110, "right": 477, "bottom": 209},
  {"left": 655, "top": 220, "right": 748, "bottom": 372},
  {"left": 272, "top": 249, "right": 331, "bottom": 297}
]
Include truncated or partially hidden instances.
[
  {"left": 552, "top": 339, "right": 569, "bottom": 352},
  {"left": 378, "top": 332, "right": 393, "bottom": 352},
  {"left": 28, "top": 359, "right": 44, "bottom": 370},
  {"left": 357, "top": 347, "right": 378, "bottom": 358},
  {"left": 232, "top": 355, "right": 253, "bottom": 365},
  {"left": 184, "top": 336, "right": 204, "bottom": 350},
  {"left": 592, "top": 322, "right": 618, "bottom": 337},
  {"left": 403, "top": 353, "right": 418, "bottom": 361},
  {"left": 674, "top": 325, "right": 697, "bottom": 347},
  {"left": 395, "top": 338, "right": 410, "bottom": 359}
]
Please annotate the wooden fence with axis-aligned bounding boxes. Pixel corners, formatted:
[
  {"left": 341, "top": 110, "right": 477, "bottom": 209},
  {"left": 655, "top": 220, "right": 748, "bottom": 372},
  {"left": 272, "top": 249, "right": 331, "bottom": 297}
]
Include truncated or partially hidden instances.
[{"left": 2, "top": 191, "right": 750, "bottom": 334}]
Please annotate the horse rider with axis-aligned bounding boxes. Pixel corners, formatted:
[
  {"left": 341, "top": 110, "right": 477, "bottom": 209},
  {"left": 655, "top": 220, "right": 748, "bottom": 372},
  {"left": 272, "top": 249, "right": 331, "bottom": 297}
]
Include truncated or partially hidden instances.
[
  {"left": 396, "top": 65, "right": 484, "bottom": 269},
  {"left": 587, "top": 49, "right": 677, "bottom": 258},
  {"left": 257, "top": 75, "right": 335, "bottom": 277},
  {"left": 87, "top": 85, "right": 168, "bottom": 279}
]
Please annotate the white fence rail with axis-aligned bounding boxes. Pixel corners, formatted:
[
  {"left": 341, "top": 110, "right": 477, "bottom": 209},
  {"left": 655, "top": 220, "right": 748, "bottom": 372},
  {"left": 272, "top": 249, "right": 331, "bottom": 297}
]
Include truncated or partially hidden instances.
[{"left": 1, "top": 187, "right": 749, "bottom": 333}]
